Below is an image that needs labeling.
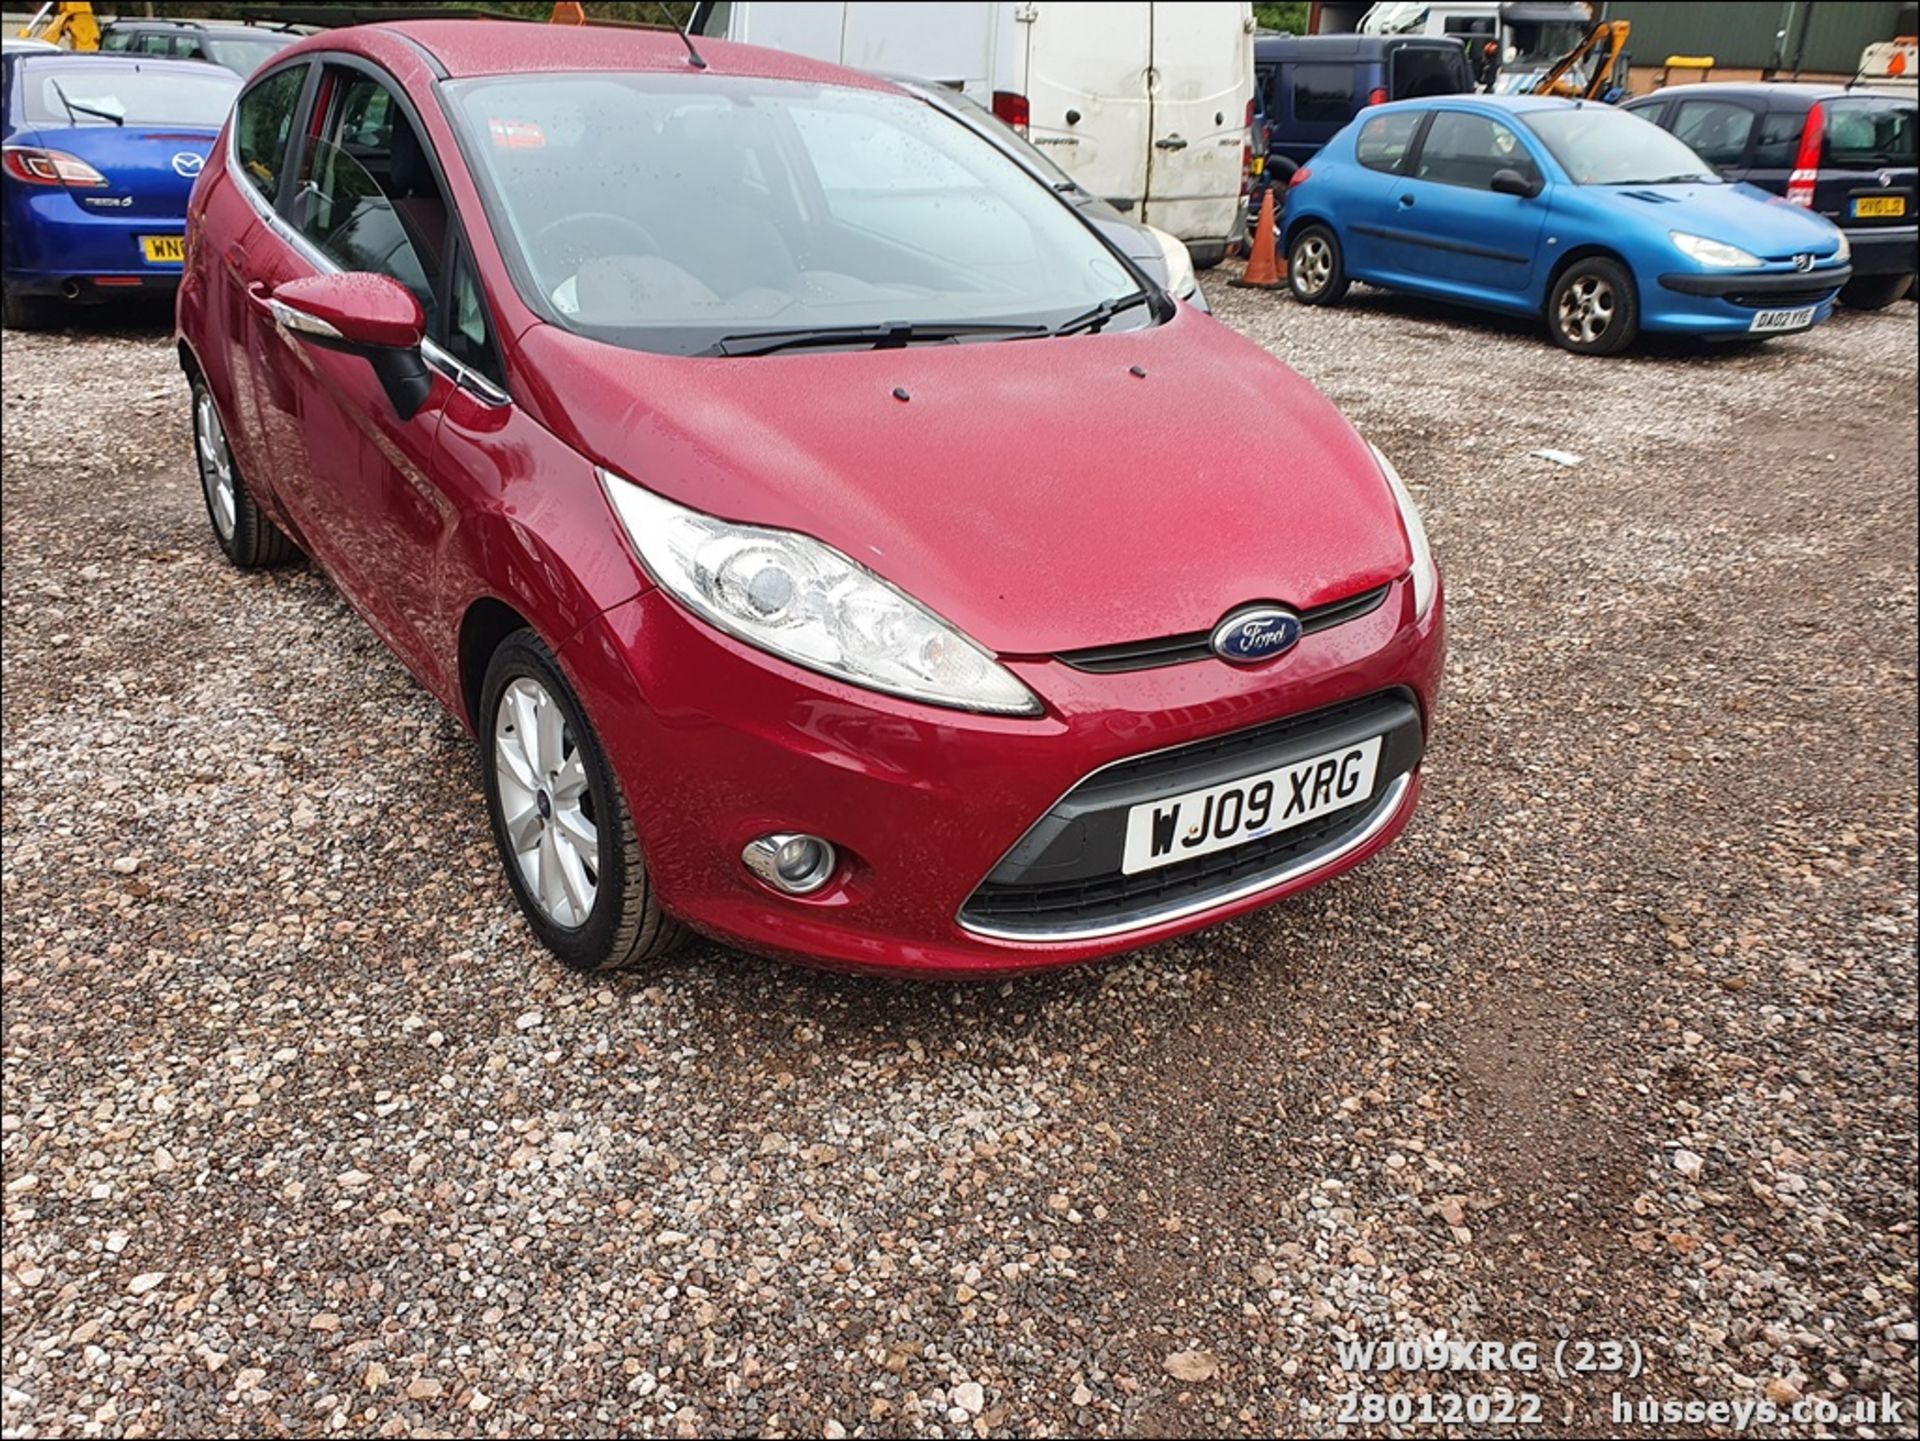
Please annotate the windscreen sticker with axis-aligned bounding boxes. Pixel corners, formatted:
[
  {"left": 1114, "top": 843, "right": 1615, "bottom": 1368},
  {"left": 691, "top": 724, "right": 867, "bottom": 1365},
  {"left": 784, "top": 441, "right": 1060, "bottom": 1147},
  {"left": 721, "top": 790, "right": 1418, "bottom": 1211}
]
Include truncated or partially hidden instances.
[{"left": 487, "top": 119, "right": 547, "bottom": 149}]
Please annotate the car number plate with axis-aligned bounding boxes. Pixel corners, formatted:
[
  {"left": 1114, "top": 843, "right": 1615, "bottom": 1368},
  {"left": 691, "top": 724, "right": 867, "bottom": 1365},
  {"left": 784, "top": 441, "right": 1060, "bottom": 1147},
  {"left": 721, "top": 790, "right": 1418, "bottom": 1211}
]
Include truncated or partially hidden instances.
[
  {"left": 1120, "top": 736, "right": 1383, "bottom": 875},
  {"left": 1852, "top": 195, "right": 1907, "bottom": 218},
  {"left": 1749, "top": 305, "right": 1815, "bottom": 333},
  {"left": 141, "top": 234, "right": 185, "bottom": 264}
]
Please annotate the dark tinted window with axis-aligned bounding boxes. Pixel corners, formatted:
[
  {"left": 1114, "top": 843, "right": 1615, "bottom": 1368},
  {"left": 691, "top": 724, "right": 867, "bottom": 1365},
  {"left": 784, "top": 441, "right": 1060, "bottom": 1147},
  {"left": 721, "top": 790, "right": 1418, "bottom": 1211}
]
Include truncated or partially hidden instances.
[
  {"left": 1670, "top": 99, "right": 1754, "bottom": 168},
  {"left": 1293, "top": 64, "right": 1356, "bottom": 123},
  {"left": 1355, "top": 110, "right": 1422, "bottom": 173},
  {"left": 1414, "top": 110, "right": 1537, "bottom": 190},
  {"left": 1392, "top": 46, "right": 1470, "bottom": 100},
  {"left": 1752, "top": 107, "right": 1806, "bottom": 169},
  {"left": 233, "top": 64, "right": 304, "bottom": 201},
  {"left": 1824, "top": 97, "right": 1916, "bottom": 168}
]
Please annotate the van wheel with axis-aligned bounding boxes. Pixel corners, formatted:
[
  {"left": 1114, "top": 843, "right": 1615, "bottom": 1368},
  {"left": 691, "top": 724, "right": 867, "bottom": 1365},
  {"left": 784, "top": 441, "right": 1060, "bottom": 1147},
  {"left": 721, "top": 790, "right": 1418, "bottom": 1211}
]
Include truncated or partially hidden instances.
[
  {"left": 1548, "top": 257, "right": 1638, "bottom": 356},
  {"left": 481, "top": 631, "right": 686, "bottom": 973},
  {"left": 192, "top": 377, "right": 299, "bottom": 568},
  {"left": 1288, "top": 225, "right": 1348, "bottom": 305},
  {"left": 1839, "top": 272, "right": 1912, "bottom": 310}
]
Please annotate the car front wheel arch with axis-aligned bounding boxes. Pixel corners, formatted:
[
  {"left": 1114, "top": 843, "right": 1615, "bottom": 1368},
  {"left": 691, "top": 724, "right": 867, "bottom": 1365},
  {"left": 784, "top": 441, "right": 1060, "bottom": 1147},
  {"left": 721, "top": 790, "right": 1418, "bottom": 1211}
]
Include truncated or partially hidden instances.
[{"left": 459, "top": 596, "right": 540, "bottom": 733}]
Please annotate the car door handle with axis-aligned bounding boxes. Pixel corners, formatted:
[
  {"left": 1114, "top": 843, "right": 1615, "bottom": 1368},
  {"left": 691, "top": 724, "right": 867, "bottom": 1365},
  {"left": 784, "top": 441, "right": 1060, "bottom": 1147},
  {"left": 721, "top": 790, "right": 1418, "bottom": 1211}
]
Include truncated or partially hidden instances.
[
  {"left": 1155, "top": 135, "right": 1189, "bottom": 151},
  {"left": 1398, "top": 194, "right": 1416, "bottom": 207}
]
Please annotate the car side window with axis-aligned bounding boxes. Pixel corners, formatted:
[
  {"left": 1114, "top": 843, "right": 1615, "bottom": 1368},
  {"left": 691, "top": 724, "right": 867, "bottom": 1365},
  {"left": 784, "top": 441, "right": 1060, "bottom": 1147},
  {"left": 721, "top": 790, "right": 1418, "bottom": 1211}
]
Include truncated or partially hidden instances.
[
  {"left": 291, "top": 70, "right": 447, "bottom": 326},
  {"left": 1752, "top": 108, "right": 1805, "bottom": 169},
  {"left": 1670, "top": 99, "right": 1754, "bottom": 168},
  {"left": 100, "top": 29, "right": 134, "bottom": 51},
  {"left": 1355, "top": 111, "right": 1422, "bottom": 173},
  {"left": 1293, "top": 65, "right": 1356, "bottom": 124},
  {"left": 1413, "top": 111, "right": 1538, "bottom": 190},
  {"left": 233, "top": 64, "right": 305, "bottom": 204},
  {"left": 445, "top": 256, "right": 505, "bottom": 389}
]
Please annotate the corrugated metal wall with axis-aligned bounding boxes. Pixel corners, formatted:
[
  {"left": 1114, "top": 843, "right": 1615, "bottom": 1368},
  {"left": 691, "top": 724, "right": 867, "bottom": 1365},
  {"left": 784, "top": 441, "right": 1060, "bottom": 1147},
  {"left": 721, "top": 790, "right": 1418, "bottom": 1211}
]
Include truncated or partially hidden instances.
[{"left": 1606, "top": 1, "right": 1914, "bottom": 76}]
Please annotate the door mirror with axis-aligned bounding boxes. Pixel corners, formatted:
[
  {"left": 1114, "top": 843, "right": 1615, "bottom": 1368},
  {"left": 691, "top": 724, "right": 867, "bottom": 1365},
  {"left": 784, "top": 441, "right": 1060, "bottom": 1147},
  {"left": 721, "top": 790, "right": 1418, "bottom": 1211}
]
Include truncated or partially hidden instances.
[
  {"left": 268, "top": 273, "right": 432, "bottom": 420},
  {"left": 1489, "top": 167, "right": 1542, "bottom": 198}
]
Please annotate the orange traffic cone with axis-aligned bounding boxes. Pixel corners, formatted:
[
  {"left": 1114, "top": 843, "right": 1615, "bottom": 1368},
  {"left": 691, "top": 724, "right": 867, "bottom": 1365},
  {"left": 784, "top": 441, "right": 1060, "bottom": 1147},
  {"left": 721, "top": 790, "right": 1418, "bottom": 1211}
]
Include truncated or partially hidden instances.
[{"left": 1232, "top": 188, "right": 1286, "bottom": 290}]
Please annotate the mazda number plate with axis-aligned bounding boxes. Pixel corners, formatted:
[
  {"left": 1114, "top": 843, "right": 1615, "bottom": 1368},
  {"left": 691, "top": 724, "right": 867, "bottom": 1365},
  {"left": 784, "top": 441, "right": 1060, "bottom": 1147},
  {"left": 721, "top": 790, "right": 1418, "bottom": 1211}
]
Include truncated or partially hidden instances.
[{"left": 1120, "top": 736, "right": 1383, "bottom": 875}]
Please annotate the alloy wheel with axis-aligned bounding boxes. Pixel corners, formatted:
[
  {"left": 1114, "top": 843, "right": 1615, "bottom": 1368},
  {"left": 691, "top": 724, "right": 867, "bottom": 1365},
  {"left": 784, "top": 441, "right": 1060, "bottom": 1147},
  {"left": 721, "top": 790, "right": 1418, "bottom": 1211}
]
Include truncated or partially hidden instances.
[
  {"left": 493, "top": 676, "right": 599, "bottom": 928},
  {"left": 1557, "top": 274, "right": 1615, "bottom": 347},
  {"left": 1295, "top": 236, "right": 1333, "bottom": 295},
  {"left": 194, "top": 389, "right": 237, "bottom": 541}
]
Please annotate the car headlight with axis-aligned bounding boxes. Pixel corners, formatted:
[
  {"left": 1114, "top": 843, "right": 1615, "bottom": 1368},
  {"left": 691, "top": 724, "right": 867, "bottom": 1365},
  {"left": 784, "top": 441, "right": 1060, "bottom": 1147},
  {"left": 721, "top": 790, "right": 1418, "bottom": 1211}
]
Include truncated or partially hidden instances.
[
  {"left": 1149, "top": 225, "right": 1199, "bottom": 300},
  {"left": 600, "top": 469, "right": 1041, "bottom": 716},
  {"left": 1670, "top": 231, "right": 1762, "bottom": 268},
  {"left": 1832, "top": 231, "right": 1851, "bottom": 264},
  {"left": 1369, "top": 443, "right": 1436, "bottom": 622}
]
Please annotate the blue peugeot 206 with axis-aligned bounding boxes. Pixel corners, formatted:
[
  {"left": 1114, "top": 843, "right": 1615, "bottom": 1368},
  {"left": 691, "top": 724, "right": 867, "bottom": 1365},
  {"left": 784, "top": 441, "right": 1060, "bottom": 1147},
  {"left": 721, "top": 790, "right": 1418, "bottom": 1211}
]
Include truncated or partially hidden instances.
[
  {"left": 1282, "top": 95, "right": 1854, "bottom": 355},
  {"left": 2, "top": 52, "right": 239, "bottom": 328}
]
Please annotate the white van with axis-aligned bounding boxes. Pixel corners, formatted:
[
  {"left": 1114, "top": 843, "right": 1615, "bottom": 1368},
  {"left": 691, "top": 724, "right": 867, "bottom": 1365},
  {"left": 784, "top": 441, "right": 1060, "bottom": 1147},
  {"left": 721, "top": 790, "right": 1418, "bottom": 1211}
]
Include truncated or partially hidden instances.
[{"left": 691, "top": 2, "right": 1254, "bottom": 266}]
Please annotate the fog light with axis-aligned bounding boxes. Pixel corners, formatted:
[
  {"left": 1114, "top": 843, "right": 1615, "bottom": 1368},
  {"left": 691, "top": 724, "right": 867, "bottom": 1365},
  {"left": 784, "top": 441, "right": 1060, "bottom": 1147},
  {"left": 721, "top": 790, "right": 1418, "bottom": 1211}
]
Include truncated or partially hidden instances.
[{"left": 742, "top": 832, "right": 837, "bottom": 895}]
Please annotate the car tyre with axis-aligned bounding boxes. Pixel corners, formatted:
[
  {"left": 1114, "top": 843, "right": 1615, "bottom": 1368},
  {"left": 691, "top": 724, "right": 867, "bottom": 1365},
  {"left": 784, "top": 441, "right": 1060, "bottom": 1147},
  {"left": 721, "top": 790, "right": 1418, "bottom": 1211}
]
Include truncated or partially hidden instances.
[
  {"left": 191, "top": 376, "right": 298, "bottom": 568},
  {"left": 1, "top": 284, "right": 55, "bottom": 331},
  {"left": 1288, "top": 224, "right": 1348, "bottom": 305},
  {"left": 1838, "top": 272, "right": 1912, "bottom": 311},
  {"left": 480, "top": 630, "right": 686, "bottom": 973},
  {"left": 1548, "top": 256, "right": 1638, "bottom": 356}
]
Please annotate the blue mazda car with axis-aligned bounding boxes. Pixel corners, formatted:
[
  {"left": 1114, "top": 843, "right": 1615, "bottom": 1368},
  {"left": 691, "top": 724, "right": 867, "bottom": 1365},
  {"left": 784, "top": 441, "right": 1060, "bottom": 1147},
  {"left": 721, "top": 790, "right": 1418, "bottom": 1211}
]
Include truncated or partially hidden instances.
[
  {"left": 1, "top": 52, "right": 239, "bottom": 328},
  {"left": 1282, "top": 95, "right": 1854, "bottom": 355}
]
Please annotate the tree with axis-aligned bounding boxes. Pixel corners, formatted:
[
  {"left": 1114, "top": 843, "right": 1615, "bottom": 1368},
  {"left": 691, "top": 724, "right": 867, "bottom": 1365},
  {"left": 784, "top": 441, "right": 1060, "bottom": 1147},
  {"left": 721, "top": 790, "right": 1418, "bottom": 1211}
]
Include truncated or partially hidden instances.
[{"left": 1252, "top": 2, "right": 1310, "bottom": 35}]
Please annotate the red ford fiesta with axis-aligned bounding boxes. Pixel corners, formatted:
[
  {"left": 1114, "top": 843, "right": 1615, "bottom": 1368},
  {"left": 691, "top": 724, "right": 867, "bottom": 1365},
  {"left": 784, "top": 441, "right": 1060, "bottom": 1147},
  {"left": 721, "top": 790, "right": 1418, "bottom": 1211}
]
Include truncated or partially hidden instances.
[{"left": 177, "top": 20, "right": 1444, "bottom": 976}]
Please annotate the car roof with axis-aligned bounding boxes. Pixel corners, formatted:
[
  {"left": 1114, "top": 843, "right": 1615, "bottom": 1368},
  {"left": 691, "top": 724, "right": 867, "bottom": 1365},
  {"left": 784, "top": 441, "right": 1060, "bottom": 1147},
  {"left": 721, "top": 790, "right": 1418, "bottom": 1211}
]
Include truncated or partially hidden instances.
[
  {"left": 1254, "top": 33, "right": 1457, "bottom": 60},
  {"left": 7, "top": 51, "right": 238, "bottom": 76},
  {"left": 1626, "top": 81, "right": 1851, "bottom": 105},
  {"left": 1372, "top": 92, "right": 1589, "bottom": 115},
  {"left": 376, "top": 18, "right": 895, "bottom": 90}
]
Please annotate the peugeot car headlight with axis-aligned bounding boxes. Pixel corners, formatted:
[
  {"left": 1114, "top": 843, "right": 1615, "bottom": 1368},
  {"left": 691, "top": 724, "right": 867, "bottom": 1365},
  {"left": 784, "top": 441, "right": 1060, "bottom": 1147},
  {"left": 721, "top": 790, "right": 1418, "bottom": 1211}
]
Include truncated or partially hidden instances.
[
  {"left": 1670, "top": 231, "right": 1762, "bottom": 268},
  {"left": 1369, "top": 443, "right": 1437, "bottom": 622},
  {"left": 1149, "top": 225, "right": 1200, "bottom": 301},
  {"left": 601, "top": 470, "right": 1041, "bottom": 716}
]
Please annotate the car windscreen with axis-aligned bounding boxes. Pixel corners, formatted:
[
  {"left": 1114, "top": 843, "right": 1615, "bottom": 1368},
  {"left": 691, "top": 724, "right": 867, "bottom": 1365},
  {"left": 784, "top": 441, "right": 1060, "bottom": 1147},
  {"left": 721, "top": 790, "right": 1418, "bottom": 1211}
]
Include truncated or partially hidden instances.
[
  {"left": 446, "top": 72, "right": 1142, "bottom": 356},
  {"left": 202, "top": 34, "right": 295, "bottom": 77},
  {"left": 1823, "top": 97, "right": 1917, "bottom": 169},
  {"left": 24, "top": 64, "right": 239, "bottom": 127},
  {"left": 1523, "top": 106, "right": 1721, "bottom": 185}
]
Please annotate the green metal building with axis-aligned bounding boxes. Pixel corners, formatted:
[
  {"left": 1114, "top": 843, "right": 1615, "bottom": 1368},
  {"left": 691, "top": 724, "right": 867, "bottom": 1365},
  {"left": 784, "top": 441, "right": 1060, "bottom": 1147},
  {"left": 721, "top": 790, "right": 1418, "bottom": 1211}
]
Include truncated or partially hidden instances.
[{"left": 1604, "top": 1, "right": 1916, "bottom": 77}]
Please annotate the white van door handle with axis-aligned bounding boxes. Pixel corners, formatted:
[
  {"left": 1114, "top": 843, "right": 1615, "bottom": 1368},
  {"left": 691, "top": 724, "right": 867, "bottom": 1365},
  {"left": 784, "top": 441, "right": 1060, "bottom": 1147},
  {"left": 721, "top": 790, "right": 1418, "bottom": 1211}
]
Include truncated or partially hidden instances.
[{"left": 1155, "top": 135, "right": 1189, "bottom": 151}]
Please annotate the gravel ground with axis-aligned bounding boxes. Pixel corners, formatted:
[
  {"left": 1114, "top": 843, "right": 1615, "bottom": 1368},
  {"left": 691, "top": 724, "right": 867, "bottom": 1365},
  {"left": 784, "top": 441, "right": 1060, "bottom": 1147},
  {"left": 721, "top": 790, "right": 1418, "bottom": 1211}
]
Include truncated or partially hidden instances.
[{"left": 3, "top": 285, "right": 1915, "bottom": 1439}]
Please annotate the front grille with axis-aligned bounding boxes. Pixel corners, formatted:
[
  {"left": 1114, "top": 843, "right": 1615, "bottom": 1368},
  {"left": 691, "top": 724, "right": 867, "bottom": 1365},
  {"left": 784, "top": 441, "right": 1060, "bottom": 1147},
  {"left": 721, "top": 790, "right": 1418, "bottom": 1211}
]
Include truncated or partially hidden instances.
[
  {"left": 1725, "top": 285, "right": 1840, "bottom": 308},
  {"left": 958, "top": 688, "right": 1422, "bottom": 941},
  {"left": 958, "top": 782, "right": 1402, "bottom": 936},
  {"left": 1056, "top": 583, "right": 1392, "bottom": 675}
]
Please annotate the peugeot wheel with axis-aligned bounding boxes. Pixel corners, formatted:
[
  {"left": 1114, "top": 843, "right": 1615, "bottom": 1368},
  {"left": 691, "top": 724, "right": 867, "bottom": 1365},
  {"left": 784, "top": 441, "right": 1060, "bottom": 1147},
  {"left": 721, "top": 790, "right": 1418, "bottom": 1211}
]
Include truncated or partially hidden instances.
[
  {"left": 480, "top": 630, "right": 685, "bottom": 972},
  {"left": 1548, "top": 257, "right": 1638, "bottom": 356},
  {"left": 1288, "top": 224, "right": 1349, "bottom": 306},
  {"left": 191, "top": 377, "right": 298, "bottom": 567}
]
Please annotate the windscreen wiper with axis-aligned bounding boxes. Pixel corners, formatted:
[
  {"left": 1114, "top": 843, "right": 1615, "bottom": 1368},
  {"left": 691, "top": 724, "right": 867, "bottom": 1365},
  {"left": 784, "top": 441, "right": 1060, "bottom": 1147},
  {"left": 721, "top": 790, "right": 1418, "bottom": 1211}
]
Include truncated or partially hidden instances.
[
  {"left": 48, "top": 79, "right": 123, "bottom": 126},
  {"left": 1051, "top": 289, "right": 1156, "bottom": 338},
  {"left": 707, "top": 320, "right": 1049, "bottom": 357}
]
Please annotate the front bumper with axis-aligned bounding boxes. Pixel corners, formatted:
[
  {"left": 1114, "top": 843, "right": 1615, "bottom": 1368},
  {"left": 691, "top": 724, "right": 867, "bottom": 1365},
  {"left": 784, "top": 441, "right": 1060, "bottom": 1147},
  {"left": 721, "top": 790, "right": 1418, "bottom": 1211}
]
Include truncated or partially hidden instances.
[
  {"left": 559, "top": 576, "right": 1444, "bottom": 975},
  {"left": 1648, "top": 263, "right": 1848, "bottom": 334}
]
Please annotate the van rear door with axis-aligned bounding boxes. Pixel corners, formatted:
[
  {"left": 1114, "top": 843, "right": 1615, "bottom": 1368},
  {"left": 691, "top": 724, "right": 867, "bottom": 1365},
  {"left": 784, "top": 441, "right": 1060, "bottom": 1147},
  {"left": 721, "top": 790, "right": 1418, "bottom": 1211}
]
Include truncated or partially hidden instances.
[
  {"left": 1389, "top": 40, "right": 1473, "bottom": 100},
  {"left": 1141, "top": 0, "right": 1252, "bottom": 253},
  {"left": 1023, "top": 1, "right": 1154, "bottom": 219}
]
